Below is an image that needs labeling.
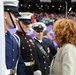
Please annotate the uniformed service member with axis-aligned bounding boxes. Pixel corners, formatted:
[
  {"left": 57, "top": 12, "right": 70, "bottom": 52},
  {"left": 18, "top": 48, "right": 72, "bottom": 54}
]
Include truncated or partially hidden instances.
[
  {"left": 32, "top": 22, "right": 50, "bottom": 75},
  {"left": 4, "top": 0, "right": 21, "bottom": 75},
  {"left": 15, "top": 12, "right": 41, "bottom": 75}
]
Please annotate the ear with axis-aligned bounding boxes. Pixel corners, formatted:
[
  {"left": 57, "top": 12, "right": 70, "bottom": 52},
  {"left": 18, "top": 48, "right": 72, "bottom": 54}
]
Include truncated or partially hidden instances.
[
  {"left": 33, "top": 30, "right": 35, "bottom": 34},
  {"left": 33, "top": 30, "right": 34, "bottom": 33},
  {"left": 16, "top": 21, "right": 19, "bottom": 27},
  {"left": 4, "top": 12, "right": 7, "bottom": 19}
]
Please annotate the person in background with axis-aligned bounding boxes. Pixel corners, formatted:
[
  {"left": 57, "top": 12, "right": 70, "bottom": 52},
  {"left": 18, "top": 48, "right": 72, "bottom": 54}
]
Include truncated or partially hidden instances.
[
  {"left": 15, "top": 12, "right": 41, "bottom": 75},
  {"left": 42, "top": 30, "right": 57, "bottom": 62},
  {"left": 50, "top": 19, "right": 76, "bottom": 75},
  {"left": 4, "top": 0, "right": 22, "bottom": 75},
  {"left": 32, "top": 22, "right": 50, "bottom": 75}
]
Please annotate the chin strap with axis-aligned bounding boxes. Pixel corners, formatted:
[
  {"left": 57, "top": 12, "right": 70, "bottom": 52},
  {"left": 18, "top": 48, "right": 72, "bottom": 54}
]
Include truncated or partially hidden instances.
[
  {"left": 18, "top": 20, "right": 25, "bottom": 34},
  {"left": 8, "top": 12, "right": 16, "bottom": 28}
]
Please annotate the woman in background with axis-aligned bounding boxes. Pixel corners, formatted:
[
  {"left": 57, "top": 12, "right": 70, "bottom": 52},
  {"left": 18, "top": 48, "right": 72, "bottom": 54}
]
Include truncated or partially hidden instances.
[{"left": 50, "top": 19, "right": 76, "bottom": 75}]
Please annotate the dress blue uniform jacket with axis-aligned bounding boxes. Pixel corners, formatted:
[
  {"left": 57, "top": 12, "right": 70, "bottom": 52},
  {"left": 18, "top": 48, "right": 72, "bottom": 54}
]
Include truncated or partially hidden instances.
[
  {"left": 16, "top": 31, "right": 40, "bottom": 75},
  {"left": 5, "top": 31, "right": 19, "bottom": 69}
]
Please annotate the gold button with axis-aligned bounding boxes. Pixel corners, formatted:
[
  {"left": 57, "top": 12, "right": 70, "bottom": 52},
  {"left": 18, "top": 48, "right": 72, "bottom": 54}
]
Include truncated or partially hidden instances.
[
  {"left": 31, "top": 58, "right": 33, "bottom": 60},
  {"left": 30, "top": 49, "right": 32, "bottom": 51},
  {"left": 32, "top": 42, "right": 34, "bottom": 45},
  {"left": 13, "top": 59, "right": 14, "bottom": 61},
  {"left": 22, "top": 47, "right": 24, "bottom": 49},
  {"left": 7, "top": 9, "right": 9, "bottom": 10},
  {"left": 44, "top": 61, "right": 46, "bottom": 63},
  {"left": 13, "top": 49, "right": 14, "bottom": 51},
  {"left": 22, "top": 34, "right": 24, "bottom": 36},
  {"left": 44, "top": 67, "right": 46, "bottom": 69},
  {"left": 30, "top": 54, "right": 32, "bottom": 56},
  {"left": 27, "top": 41, "right": 29, "bottom": 43},
  {"left": 29, "top": 45, "right": 31, "bottom": 47}
]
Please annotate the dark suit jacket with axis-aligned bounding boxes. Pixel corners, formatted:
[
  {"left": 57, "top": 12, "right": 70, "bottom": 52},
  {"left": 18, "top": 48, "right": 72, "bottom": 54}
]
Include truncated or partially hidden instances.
[{"left": 42, "top": 37, "right": 57, "bottom": 56}]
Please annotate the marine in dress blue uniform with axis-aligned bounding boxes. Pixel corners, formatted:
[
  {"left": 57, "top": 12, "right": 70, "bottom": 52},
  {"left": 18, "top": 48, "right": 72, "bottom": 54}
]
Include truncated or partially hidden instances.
[
  {"left": 32, "top": 22, "right": 50, "bottom": 75},
  {"left": 4, "top": 0, "right": 21, "bottom": 75},
  {"left": 15, "top": 12, "right": 41, "bottom": 75}
]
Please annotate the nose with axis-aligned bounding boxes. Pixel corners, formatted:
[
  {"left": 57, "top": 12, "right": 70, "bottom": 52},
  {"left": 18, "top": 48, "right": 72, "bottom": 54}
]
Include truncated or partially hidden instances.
[{"left": 15, "top": 18, "right": 19, "bottom": 25}]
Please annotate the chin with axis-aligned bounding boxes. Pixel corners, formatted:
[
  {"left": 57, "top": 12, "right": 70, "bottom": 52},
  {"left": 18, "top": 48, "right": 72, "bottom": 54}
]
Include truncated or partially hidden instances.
[
  {"left": 38, "top": 37, "right": 41, "bottom": 40},
  {"left": 25, "top": 31, "right": 28, "bottom": 33}
]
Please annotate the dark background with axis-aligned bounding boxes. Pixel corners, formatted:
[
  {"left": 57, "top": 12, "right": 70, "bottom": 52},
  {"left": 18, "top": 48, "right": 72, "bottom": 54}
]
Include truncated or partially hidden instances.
[{"left": 19, "top": 0, "right": 76, "bottom": 13}]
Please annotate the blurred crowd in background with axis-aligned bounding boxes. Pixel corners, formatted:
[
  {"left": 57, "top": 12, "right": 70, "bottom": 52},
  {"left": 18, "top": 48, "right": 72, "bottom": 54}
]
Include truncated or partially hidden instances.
[{"left": 9, "top": 11, "right": 76, "bottom": 48}]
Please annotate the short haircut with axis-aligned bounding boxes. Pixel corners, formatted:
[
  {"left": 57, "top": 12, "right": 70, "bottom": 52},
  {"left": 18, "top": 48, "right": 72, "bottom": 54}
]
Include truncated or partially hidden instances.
[{"left": 43, "top": 30, "right": 49, "bottom": 36}]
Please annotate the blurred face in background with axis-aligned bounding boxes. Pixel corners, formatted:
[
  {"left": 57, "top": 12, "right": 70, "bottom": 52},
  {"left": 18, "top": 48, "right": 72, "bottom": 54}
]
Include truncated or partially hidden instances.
[{"left": 47, "top": 32, "right": 51, "bottom": 39}]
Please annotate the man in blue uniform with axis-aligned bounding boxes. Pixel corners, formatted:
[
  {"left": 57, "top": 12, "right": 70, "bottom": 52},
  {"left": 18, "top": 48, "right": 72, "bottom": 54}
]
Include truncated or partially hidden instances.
[
  {"left": 4, "top": 0, "right": 22, "bottom": 75},
  {"left": 32, "top": 22, "right": 50, "bottom": 75},
  {"left": 15, "top": 12, "right": 41, "bottom": 75}
]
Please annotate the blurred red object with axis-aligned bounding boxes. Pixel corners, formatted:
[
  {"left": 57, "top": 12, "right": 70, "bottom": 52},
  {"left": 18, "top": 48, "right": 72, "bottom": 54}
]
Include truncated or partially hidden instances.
[{"left": 31, "top": 15, "right": 36, "bottom": 23}]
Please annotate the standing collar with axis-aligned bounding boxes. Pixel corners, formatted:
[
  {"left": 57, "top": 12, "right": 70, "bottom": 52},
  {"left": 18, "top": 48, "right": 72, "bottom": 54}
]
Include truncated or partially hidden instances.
[
  {"left": 16, "top": 30, "right": 26, "bottom": 36},
  {"left": 34, "top": 37, "right": 42, "bottom": 43}
]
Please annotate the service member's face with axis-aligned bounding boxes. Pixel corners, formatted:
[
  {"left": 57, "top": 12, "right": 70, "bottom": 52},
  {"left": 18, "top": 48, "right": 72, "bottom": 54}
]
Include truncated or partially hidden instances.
[
  {"left": 20, "top": 21, "right": 30, "bottom": 33},
  {"left": 34, "top": 30, "right": 43, "bottom": 40},
  {"left": 4, "top": 12, "right": 18, "bottom": 28}
]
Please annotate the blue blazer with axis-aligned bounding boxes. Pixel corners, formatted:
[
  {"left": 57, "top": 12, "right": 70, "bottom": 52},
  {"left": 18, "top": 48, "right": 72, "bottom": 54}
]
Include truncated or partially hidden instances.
[{"left": 42, "top": 37, "right": 57, "bottom": 56}]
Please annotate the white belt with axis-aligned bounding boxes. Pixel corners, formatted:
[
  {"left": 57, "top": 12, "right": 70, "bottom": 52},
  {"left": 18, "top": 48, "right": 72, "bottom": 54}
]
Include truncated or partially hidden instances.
[
  {"left": 24, "top": 61, "right": 35, "bottom": 66},
  {"left": 5, "top": 69, "right": 16, "bottom": 75}
]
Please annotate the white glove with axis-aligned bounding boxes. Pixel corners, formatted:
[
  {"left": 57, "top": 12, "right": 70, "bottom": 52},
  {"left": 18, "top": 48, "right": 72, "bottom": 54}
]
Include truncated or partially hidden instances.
[{"left": 33, "top": 70, "right": 42, "bottom": 75}]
